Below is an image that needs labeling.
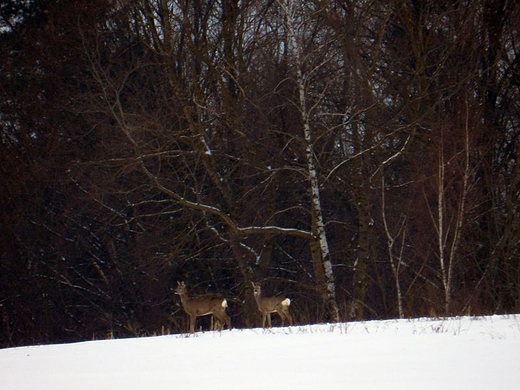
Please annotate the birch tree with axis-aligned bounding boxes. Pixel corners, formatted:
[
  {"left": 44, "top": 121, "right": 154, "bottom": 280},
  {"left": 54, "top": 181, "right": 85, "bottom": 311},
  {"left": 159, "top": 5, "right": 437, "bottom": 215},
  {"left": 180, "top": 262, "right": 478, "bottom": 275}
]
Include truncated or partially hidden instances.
[
  {"left": 276, "top": 0, "right": 340, "bottom": 321},
  {"left": 381, "top": 174, "right": 407, "bottom": 318},
  {"left": 427, "top": 95, "right": 478, "bottom": 315}
]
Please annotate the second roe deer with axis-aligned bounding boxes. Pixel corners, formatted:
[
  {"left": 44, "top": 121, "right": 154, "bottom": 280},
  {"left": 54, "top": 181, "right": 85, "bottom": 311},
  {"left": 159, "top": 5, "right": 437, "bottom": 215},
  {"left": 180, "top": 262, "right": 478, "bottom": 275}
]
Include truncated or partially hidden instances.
[
  {"left": 251, "top": 282, "right": 293, "bottom": 328},
  {"left": 175, "top": 281, "right": 231, "bottom": 333}
]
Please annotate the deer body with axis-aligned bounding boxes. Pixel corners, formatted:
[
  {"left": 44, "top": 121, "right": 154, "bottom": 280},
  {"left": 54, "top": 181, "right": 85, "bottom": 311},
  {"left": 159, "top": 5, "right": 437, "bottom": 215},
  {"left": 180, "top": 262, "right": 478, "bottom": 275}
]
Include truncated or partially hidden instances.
[
  {"left": 251, "top": 282, "right": 293, "bottom": 328},
  {"left": 175, "top": 281, "right": 231, "bottom": 333}
]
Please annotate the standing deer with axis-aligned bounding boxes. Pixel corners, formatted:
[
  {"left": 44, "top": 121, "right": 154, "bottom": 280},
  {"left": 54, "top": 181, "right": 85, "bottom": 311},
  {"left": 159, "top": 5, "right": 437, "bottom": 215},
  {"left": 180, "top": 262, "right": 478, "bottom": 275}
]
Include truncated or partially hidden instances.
[
  {"left": 174, "top": 281, "right": 231, "bottom": 333},
  {"left": 251, "top": 282, "right": 293, "bottom": 328}
]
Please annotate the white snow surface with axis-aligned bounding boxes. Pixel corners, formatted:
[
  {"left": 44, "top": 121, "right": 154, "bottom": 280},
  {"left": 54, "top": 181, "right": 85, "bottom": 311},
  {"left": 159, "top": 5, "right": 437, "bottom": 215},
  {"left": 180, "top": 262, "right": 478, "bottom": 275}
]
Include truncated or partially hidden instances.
[{"left": 1, "top": 315, "right": 519, "bottom": 389}]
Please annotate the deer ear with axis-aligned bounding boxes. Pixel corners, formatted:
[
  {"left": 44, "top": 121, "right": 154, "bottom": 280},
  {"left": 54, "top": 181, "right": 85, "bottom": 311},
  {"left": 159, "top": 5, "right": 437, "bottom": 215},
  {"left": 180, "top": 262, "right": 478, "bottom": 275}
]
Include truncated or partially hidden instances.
[{"left": 251, "top": 282, "right": 255, "bottom": 287}]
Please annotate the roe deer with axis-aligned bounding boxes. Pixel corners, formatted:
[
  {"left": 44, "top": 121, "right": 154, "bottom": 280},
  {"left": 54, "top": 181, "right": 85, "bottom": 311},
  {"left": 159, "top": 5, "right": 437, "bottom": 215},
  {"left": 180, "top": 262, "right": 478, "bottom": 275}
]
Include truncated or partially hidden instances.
[
  {"left": 174, "top": 281, "right": 231, "bottom": 333},
  {"left": 251, "top": 282, "right": 293, "bottom": 328}
]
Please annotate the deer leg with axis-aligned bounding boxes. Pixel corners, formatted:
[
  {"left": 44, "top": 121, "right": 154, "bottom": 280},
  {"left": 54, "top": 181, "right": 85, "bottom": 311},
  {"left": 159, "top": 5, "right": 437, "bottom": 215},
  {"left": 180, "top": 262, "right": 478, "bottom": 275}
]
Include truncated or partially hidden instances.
[
  {"left": 276, "top": 308, "right": 292, "bottom": 327},
  {"left": 189, "top": 314, "right": 196, "bottom": 333},
  {"left": 267, "top": 312, "right": 272, "bottom": 328},
  {"left": 284, "top": 309, "right": 293, "bottom": 326},
  {"left": 277, "top": 310, "right": 285, "bottom": 327},
  {"left": 214, "top": 312, "right": 230, "bottom": 331},
  {"left": 210, "top": 315, "right": 219, "bottom": 331},
  {"left": 223, "top": 313, "right": 231, "bottom": 330}
]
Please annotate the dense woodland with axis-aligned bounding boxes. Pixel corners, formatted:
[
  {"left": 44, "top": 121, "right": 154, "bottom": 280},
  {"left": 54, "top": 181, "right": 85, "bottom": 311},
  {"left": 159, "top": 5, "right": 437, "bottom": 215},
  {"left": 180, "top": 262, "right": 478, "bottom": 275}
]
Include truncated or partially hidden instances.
[{"left": 1, "top": 0, "right": 519, "bottom": 347}]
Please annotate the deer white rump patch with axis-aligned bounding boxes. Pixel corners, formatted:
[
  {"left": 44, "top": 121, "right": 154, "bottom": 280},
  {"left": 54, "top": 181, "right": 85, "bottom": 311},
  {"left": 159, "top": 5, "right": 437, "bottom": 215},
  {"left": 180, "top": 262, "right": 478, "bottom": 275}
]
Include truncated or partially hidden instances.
[
  {"left": 281, "top": 298, "right": 291, "bottom": 306},
  {"left": 222, "top": 299, "right": 228, "bottom": 308}
]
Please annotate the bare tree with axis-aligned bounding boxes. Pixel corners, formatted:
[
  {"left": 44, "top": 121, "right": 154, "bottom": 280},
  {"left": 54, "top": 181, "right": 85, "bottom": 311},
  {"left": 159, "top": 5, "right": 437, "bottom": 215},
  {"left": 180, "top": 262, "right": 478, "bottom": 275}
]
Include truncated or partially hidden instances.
[
  {"left": 381, "top": 174, "right": 407, "bottom": 318},
  {"left": 275, "top": 0, "right": 340, "bottom": 321}
]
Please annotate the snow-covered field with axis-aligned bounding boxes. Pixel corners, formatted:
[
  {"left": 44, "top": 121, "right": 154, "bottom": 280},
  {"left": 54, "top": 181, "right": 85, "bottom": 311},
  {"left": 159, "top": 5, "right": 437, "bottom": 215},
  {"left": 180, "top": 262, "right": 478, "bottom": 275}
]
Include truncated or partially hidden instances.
[{"left": 1, "top": 315, "right": 519, "bottom": 389}]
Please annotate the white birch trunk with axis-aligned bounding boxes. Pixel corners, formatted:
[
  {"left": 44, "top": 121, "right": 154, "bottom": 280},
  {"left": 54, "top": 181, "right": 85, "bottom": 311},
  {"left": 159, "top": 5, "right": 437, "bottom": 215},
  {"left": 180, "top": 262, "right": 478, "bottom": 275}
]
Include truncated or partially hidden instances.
[
  {"left": 436, "top": 136, "right": 450, "bottom": 315},
  {"left": 278, "top": 0, "right": 339, "bottom": 321},
  {"left": 435, "top": 112, "right": 472, "bottom": 316},
  {"left": 381, "top": 174, "right": 406, "bottom": 319}
]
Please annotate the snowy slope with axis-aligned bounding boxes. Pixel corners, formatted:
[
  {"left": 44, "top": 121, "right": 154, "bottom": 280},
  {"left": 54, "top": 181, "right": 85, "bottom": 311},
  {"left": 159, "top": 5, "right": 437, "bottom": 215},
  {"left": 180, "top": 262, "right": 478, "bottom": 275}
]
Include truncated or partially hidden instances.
[{"left": 1, "top": 315, "right": 519, "bottom": 389}]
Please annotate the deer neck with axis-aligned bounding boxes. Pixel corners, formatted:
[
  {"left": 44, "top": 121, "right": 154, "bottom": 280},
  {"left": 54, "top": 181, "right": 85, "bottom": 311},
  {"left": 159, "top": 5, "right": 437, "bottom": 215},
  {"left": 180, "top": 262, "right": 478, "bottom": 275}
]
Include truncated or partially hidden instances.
[
  {"left": 253, "top": 292, "right": 263, "bottom": 308},
  {"left": 179, "top": 292, "right": 191, "bottom": 307}
]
